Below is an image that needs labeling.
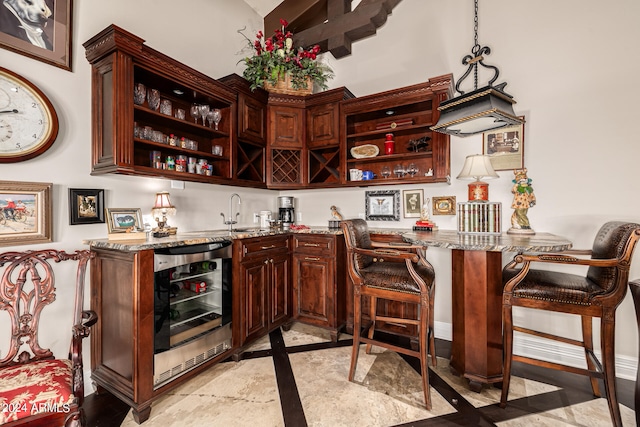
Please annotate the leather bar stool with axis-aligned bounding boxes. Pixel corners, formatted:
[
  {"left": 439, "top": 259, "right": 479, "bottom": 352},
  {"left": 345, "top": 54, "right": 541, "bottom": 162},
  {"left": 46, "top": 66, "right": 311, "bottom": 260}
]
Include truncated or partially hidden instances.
[
  {"left": 342, "top": 218, "right": 436, "bottom": 409},
  {"left": 500, "top": 222, "right": 640, "bottom": 426}
]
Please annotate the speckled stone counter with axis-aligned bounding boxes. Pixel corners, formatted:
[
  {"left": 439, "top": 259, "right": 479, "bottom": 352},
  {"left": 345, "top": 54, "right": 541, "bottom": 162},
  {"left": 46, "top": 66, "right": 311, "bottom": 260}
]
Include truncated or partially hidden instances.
[
  {"left": 402, "top": 229, "right": 572, "bottom": 253},
  {"left": 83, "top": 226, "right": 406, "bottom": 251}
]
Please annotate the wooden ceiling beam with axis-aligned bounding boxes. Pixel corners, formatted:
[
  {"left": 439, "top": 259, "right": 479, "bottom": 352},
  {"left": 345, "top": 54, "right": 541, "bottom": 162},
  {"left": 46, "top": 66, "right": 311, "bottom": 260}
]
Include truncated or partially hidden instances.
[{"left": 264, "top": 0, "right": 402, "bottom": 59}]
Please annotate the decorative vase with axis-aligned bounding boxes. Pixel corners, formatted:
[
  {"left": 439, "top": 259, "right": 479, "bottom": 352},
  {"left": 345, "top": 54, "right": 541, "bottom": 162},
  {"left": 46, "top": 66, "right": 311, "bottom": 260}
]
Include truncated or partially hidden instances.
[{"left": 264, "top": 74, "right": 313, "bottom": 95}]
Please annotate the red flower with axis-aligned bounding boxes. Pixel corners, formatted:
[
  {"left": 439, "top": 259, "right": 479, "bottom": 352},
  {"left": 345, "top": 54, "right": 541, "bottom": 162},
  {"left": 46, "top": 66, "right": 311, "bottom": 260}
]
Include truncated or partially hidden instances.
[
  {"left": 280, "top": 18, "right": 288, "bottom": 28},
  {"left": 256, "top": 30, "right": 263, "bottom": 39}
]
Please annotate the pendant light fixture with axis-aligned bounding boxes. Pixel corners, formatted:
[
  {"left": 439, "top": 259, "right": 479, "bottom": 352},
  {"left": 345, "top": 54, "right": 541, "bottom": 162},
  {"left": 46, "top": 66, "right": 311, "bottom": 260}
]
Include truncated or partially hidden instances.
[{"left": 431, "top": 0, "right": 524, "bottom": 137}]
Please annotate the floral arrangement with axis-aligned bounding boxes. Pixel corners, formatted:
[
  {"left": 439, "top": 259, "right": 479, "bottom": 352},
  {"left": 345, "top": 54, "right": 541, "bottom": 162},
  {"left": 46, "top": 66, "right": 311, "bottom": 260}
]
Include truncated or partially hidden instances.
[{"left": 239, "top": 19, "right": 333, "bottom": 92}]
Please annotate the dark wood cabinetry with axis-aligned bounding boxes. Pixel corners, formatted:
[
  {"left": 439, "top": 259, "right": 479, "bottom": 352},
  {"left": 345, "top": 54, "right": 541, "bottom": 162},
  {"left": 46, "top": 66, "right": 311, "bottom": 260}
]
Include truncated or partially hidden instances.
[
  {"left": 84, "top": 25, "right": 237, "bottom": 185},
  {"left": 341, "top": 75, "right": 453, "bottom": 186},
  {"left": 219, "top": 74, "right": 267, "bottom": 185},
  {"left": 291, "top": 234, "right": 346, "bottom": 340},
  {"left": 233, "top": 235, "right": 291, "bottom": 346}
]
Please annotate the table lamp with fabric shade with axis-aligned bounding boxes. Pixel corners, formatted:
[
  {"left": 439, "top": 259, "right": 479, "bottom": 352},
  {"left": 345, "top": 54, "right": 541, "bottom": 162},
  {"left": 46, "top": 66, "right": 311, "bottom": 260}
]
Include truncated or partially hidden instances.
[{"left": 457, "top": 154, "right": 499, "bottom": 201}]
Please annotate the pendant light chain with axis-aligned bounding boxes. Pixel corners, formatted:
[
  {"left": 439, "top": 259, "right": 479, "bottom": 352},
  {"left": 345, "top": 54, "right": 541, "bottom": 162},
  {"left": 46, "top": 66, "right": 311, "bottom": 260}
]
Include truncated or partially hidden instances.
[{"left": 473, "top": 0, "right": 479, "bottom": 90}]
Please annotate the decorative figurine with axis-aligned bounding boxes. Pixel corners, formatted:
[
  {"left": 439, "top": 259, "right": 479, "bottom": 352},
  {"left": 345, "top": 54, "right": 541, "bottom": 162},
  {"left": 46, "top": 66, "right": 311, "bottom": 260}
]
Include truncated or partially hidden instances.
[
  {"left": 330, "top": 205, "right": 343, "bottom": 220},
  {"left": 508, "top": 168, "right": 536, "bottom": 235}
]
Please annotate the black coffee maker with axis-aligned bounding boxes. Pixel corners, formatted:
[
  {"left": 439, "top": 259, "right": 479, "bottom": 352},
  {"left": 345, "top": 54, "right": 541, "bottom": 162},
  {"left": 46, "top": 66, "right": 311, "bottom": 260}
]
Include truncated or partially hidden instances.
[{"left": 278, "top": 196, "right": 295, "bottom": 230}]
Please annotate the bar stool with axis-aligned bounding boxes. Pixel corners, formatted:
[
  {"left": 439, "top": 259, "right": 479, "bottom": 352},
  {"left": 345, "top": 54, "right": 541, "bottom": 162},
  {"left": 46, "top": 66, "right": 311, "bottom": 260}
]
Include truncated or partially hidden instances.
[
  {"left": 341, "top": 218, "right": 436, "bottom": 409},
  {"left": 501, "top": 222, "right": 640, "bottom": 426}
]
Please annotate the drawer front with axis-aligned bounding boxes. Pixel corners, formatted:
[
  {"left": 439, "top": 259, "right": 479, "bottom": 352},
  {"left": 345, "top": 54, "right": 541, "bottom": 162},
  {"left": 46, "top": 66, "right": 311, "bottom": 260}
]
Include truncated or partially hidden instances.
[
  {"left": 292, "top": 235, "right": 334, "bottom": 255},
  {"left": 241, "top": 236, "right": 290, "bottom": 258}
]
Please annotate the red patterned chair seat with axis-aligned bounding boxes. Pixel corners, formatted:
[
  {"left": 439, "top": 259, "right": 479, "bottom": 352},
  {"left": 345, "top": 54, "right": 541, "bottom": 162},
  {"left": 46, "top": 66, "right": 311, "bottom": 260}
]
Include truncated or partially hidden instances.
[{"left": 0, "top": 359, "right": 75, "bottom": 424}]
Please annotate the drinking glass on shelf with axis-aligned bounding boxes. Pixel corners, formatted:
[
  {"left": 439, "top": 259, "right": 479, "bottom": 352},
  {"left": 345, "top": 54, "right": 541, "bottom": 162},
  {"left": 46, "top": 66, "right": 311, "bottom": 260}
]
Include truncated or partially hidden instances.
[
  {"left": 407, "top": 163, "right": 419, "bottom": 177},
  {"left": 210, "top": 108, "right": 222, "bottom": 130},
  {"left": 190, "top": 104, "right": 200, "bottom": 123},
  {"left": 381, "top": 166, "right": 391, "bottom": 179},
  {"left": 147, "top": 89, "right": 160, "bottom": 111},
  {"left": 393, "top": 164, "right": 405, "bottom": 178},
  {"left": 133, "top": 83, "right": 146, "bottom": 105},
  {"left": 198, "top": 104, "right": 210, "bottom": 127}
]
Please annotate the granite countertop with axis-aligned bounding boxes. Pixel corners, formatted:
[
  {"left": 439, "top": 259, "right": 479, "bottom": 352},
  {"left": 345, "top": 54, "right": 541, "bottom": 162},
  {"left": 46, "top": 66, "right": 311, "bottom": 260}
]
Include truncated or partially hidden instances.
[
  {"left": 402, "top": 229, "right": 573, "bottom": 253},
  {"left": 83, "top": 226, "right": 406, "bottom": 251}
]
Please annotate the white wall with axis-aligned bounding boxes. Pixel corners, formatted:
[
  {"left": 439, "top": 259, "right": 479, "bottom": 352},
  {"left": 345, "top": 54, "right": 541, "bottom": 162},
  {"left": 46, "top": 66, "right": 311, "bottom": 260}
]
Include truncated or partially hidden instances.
[{"left": 1, "top": 0, "right": 639, "bottom": 391}]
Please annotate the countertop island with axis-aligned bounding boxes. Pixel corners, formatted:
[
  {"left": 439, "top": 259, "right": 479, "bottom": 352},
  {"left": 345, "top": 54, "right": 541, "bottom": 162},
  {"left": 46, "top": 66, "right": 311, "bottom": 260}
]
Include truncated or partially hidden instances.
[{"left": 83, "top": 226, "right": 405, "bottom": 251}]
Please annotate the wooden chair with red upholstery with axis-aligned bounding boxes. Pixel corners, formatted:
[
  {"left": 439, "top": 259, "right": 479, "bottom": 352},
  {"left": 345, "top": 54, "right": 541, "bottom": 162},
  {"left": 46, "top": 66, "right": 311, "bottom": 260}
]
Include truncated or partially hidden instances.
[
  {"left": 501, "top": 221, "right": 640, "bottom": 426},
  {"left": 0, "top": 249, "right": 96, "bottom": 427},
  {"left": 341, "top": 218, "right": 436, "bottom": 409}
]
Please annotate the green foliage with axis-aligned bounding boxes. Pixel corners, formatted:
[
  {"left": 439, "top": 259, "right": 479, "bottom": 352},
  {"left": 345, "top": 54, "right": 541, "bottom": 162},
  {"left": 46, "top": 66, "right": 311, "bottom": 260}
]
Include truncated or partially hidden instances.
[{"left": 238, "top": 19, "right": 334, "bottom": 92}]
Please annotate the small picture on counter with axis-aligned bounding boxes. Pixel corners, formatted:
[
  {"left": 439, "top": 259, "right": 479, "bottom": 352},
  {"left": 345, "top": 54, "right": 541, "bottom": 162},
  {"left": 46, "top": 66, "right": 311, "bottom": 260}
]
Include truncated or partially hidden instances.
[
  {"left": 432, "top": 196, "right": 456, "bottom": 215},
  {"left": 403, "top": 189, "right": 423, "bottom": 218},
  {"left": 69, "top": 188, "right": 104, "bottom": 225},
  {"left": 365, "top": 190, "right": 400, "bottom": 221},
  {"left": 106, "top": 208, "right": 143, "bottom": 233}
]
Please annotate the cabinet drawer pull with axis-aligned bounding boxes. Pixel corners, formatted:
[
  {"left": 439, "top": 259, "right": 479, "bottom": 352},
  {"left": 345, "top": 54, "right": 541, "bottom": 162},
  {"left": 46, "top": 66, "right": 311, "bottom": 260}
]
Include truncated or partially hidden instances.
[
  {"left": 260, "top": 245, "right": 277, "bottom": 250},
  {"left": 304, "top": 257, "right": 321, "bottom": 261},
  {"left": 303, "top": 243, "right": 321, "bottom": 247}
]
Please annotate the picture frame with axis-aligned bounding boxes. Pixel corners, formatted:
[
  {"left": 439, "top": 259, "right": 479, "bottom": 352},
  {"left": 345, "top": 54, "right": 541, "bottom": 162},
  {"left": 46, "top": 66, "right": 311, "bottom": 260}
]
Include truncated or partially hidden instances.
[
  {"left": 0, "top": 180, "right": 52, "bottom": 247},
  {"left": 105, "top": 208, "right": 143, "bottom": 233},
  {"left": 0, "top": 0, "right": 73, "bottom": 71},
  {"left": 69, "top": 188, "right": 104, "bottom": 225},
  {"left": 402, "top": 189, "right": 423, "bottom": 218},
  {"left": 365, "top": 190, "right": 400, "bottom": 221},
  {"left": 432, "top": 196, "right": 456, "bottom": 215},
  {"left": 482, "top": 116, "right": 525, "bottom": 171}
]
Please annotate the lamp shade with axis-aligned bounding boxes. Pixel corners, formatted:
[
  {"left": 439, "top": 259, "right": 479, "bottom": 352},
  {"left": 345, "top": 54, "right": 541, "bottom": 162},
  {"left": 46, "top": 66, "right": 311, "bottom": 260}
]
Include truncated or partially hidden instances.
[
  {"left": 457, "top": 154, "right": 499, "bottom": 181},
  {"left": 431, "top": 84, "right": 525, "bottom": 137},
  {"left": 153, "top": 191, "right": 174, "bottom": 210}
]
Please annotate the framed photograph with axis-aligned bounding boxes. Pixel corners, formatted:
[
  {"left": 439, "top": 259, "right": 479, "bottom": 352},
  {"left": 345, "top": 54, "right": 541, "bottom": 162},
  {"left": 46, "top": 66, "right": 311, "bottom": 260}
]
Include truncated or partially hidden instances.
[
  {"left": 105, "top": 208, "right": 143, "bottom": 233},
  {"left": 403, "top": 189, "right": 423, "bottom": 218},
  {"left": 0, "top": 181, "right": 52, "bottom": 247},
  {"left": 482, "top": 116, "right": 525, "bottom": 171},
  {"left": 365, "top": 190, "right": 400, "bottom": 221},
  {"left": 432, "top": 196, "right": 456, "bottom": 215},
  {"left": 0, "top": 0, "right": 73, "bottom": 70},
  {"left": 69, "top": 188, "right": 104, "bottom": 225}
]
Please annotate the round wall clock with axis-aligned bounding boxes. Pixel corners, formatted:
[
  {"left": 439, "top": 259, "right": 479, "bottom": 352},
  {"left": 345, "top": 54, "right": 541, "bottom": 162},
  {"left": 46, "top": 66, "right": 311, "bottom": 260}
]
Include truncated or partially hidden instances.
[{"left": 0, "top": 66, "right": 59, "bottom": 163}]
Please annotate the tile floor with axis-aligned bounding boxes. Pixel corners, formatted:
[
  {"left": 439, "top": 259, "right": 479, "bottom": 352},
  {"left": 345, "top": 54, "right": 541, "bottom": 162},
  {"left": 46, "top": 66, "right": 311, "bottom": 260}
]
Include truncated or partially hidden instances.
[{"left": 97, "top": 322, "right": 637, "bottom": 426}]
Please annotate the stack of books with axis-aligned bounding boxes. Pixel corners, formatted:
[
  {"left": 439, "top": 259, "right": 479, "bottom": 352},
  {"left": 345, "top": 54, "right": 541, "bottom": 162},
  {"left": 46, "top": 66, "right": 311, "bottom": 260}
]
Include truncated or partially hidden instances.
[
  {"left": 413, "top": 220, "right": 437, "bottom": 231},
  {"left": 457, "top": 201, "right": 501, "bottom": 234}
]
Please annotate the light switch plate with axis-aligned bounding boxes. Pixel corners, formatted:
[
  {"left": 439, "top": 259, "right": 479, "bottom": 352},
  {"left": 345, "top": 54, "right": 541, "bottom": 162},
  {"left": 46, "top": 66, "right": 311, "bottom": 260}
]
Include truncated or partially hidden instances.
[{"left": 170, "top": 180, "right": 185, "bottom": 190}]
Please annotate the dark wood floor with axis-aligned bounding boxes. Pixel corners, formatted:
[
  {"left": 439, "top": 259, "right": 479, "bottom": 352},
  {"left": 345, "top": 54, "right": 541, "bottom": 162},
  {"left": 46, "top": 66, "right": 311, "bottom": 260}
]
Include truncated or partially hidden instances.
[{"left": 83, "top": 330, "right": 636, "bottom": 427}]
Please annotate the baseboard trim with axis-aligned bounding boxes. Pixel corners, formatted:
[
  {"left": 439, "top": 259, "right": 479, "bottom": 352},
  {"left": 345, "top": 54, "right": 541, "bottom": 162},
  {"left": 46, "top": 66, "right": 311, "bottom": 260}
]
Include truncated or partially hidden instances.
[{"left": 434, "top": 320, "right": 638, "bottom": 380}]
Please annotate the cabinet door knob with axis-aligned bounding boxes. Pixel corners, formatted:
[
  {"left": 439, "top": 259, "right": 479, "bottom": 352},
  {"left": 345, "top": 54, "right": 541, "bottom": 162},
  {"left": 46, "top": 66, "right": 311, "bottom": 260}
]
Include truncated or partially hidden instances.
[{"left": 264, "top": 259, "right": 269, "bottom": 264}]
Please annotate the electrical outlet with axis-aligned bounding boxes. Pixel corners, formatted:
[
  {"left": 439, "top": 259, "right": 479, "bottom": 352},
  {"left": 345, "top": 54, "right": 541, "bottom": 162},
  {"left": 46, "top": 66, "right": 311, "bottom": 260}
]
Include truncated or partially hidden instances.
[
  {"left": 253, "top": 213, "right": 259, "bottom": 223},
  {"left": 358, "top": 213, "right": 365, "bottom": 219},
  {"left": 296, "top": 212, "right": 302, "bottom": 222},
  {"left": 170, "top": 180, "right": 184, "bottom": 190}
]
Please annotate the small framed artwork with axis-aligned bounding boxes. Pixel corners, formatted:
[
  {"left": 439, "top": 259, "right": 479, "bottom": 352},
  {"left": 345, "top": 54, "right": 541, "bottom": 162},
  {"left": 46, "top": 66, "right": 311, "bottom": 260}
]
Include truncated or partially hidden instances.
[
  {"left": 0, "top": 180, "right": 52, "bottom": 247},
  {"left": 0, "top": 0, "right": 73, "bottom": 70},
  {"left": 69, "top": 188, "right": 104, "bottom": 225},
  {"left": 365, "top": 190, "right": 400, "bottom": 221},
  {"left": 482, "top": 116, "right": 525, "bottom": 171},
  {"left": 105, "top": 208, "right": 143, "bottom": 233},
  {"left": 432, "top": 196, "right": 456, "bottom": 215},
  {"left": 403, "top": 189, "right": 423, "bottom": 218}
]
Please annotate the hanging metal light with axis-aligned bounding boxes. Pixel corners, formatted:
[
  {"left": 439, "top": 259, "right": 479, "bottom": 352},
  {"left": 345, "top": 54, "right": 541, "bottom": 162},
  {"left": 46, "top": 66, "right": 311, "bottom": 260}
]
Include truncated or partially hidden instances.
[{"left": 431, "top": 0, "right": 524, "bottom": 137}]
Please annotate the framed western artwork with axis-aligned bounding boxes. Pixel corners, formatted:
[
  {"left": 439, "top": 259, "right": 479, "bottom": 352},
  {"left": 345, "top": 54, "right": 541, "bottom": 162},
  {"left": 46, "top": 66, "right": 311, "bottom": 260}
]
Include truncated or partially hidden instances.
[
  {"left": 0, "top": 181, "right": 52, "bottom": 246},
  {"left": 482, "top": 116, "right": 525, "bottom": 171},
  {"left": 0, "top": 0, "right": 73, "bottom": 70},
  {"left": 69, "top": 188, "right": 104, "bottom": 225}
]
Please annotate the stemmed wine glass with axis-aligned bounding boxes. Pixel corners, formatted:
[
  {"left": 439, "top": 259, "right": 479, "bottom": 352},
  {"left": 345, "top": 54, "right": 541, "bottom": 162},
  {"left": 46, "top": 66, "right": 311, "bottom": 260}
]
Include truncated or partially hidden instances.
[
  {"left": 210, "top": 108, "right": 222, "bottom": 130},
  {"left": 393, "top": 164, "right": 405, "bottom": 178},
  {"left": 198, "top": 104, "right": 210, "bottom": 127},
  {"left": 407, "top": 163, "right": 419, "bottom": 177},
  {"left": 381, "top": 166, "right": 391, "bottom": 179},
  {"left": 190, "top": 104, "right": 200, "bottom": 123}
]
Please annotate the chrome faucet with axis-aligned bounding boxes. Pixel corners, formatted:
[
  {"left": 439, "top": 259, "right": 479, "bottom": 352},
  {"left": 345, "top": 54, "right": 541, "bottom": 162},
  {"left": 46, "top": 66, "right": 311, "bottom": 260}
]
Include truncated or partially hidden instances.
[{"left": 220, "top": 193, "right": 241, "bottom": 231}]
